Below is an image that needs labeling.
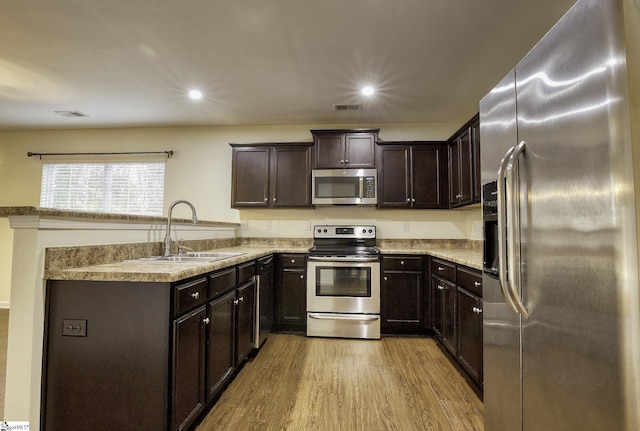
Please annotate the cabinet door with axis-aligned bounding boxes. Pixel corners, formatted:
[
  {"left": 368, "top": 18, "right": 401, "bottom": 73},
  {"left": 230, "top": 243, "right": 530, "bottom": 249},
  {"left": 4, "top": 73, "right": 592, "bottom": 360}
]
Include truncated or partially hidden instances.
[
  {"left": 314, "top": 134, "right": 345, "bottom": 168},
  {"left": 377, "top": 145, "right": 411, "bottom": 207},
  {"left": 271, "top": 146, "right": 311, "bottom": 207},
  {"left": 449, "top": 129, "right": 474, "bottom": 207},
  {"left": 257, "top": 255, "right": 275, "bottom": 345},
  {"left": 279, "top": 269, "right": 307, "bottom": 331},
  {"left": 236, "top": 279, "right": 255, "bottom": 365},
  {"left": 345, "top": 132, "right": 376, "bottom": 168},
  {"left": 206, "top": 291, "right": 236, "bottom": 403},
  {"left": 457, "top": 287, "right": 483, "bottom": 385},
  {"left": 432, "top": 276, "right": 456, "bottom": 355},
  {"left": 231, "top": 147, "right": 270, "bottom": 207},
  {"left": 172, "top": 305, "right": 206, "bottom": 431},
  {"left": 412, "top": 144, "right": 448, "bottom": 209},
  {"left": 471, "top": 118, "right": 481, "bottom": 203},
  {"left": 381, "top": 269, "right": 423, "bottom": 333}
]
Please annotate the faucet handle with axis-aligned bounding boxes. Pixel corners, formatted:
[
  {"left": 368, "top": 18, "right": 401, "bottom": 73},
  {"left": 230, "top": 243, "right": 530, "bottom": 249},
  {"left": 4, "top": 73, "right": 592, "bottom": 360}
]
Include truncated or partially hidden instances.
[{"left": 177, "top": 245, "right": 193, "bottom": 255}]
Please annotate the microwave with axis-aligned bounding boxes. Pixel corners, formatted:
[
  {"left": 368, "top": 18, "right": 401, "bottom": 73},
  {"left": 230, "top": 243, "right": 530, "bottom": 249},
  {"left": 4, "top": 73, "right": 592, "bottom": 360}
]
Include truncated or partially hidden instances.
[{"left": 311, "top": 169, "right": 378, "bottom": 205}]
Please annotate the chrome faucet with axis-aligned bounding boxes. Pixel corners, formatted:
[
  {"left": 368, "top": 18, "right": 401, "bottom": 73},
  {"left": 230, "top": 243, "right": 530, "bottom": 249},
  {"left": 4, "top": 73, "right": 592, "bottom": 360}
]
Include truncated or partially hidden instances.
[{"left": 164, "top": 200, "right": 198, "bottom": 256}]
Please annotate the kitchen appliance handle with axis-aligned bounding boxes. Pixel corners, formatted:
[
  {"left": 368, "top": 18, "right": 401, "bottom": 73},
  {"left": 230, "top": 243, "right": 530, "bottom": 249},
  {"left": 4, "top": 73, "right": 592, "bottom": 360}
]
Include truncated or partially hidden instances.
[
  {"left": 505, "top": 140, "right": 530, "bottom": 318},
  {"left": 497, "top": 145, "right": 521, "bottom": 315},
  {"left": 308, "top": 313, "right": 380, "bottom": 322},
  {"left": 307, "top": 256, "right": 379, "bottom": 263}
]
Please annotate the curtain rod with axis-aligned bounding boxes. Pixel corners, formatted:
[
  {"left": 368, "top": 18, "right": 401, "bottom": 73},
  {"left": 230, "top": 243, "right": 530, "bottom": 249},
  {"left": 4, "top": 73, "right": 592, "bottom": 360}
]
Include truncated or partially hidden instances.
[{"left": 27, "top": 150, "right": 174, "bottom": 159}]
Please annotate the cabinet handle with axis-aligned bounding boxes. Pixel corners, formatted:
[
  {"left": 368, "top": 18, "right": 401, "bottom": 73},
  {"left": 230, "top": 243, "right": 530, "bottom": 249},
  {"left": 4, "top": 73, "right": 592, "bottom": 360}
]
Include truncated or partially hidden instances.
[
  {"left": 384, "top": 276, "right": 388, "bottom": 281},
  {"left": 291, "top": 259, "right": 296, "bottom": 264},
  {"left": 474, "top": 281, "right": 482, "bottom": 287},
  {"left": 456, "top": 194, "right": 463, "bottom": 199},
  {"left": 264, "top": 198, "right": 268, "bottom": 202},
  {"left": 438, "top": 266, "right": 444, "bottom": 271},
  {"left": 438, "top": 285, "right": 445, "bottom": 291},
  {"left": 473, "top": 307, "right": 483, "bottom": 314},
  {"left": 273, "top": 197, "right": 276, "bottom": 202},
  {"left": 345, "top": 159, "right": 349, "bottom": 163},
  {"left": 300, "top": 275, "right": 304, "bottom": 280},
  {"left": 400, "top": 261, "right": 405, "bottom": 265},
  {"left": 406, "top": 198, "right": 411, "bottom": 203},
  {"left": 203, "top": 317, "right": 210, "bottom": 324},
  {"left": 340, "top": 159, "right": 345, "bottom": 164},
  {"left": 190, "top": 292, "right": 200, "bottom": 299},
  {"left": 239, "top": 296, "right": 244, "bottom": 302},
  {"left": 233, "top": 299, "right": 239, "bottom": 305}
]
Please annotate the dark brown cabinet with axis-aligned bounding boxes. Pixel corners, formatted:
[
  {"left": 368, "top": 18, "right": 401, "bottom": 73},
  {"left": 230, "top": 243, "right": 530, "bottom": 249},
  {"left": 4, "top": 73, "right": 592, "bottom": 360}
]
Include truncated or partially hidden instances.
[
  {"left": 376, "top": 142, "right": 448, "bottom": 208},
  {"left": 231, "top": 143, "right": 312, "bottom": 208},
  {"left": 448, "top": 114, "right": 480, "bottom": 207},
  {"left": 206, "top": 290, "right": 235, "bottom": 403},
  {"left": 274, "top": 253, "right": 307, "bottom": 332},
  {"left": 311, "top": 129, "right": 378, "bottom": 169},
  {"left": 381, "top": 255, "right": 425, "bottom": 334},
  {"left": 257, "top": 255, "right": 274, "bottom": 347},
  {"left": 431, "top": 270, "right": 457, "bottom": 355},
  {"left": 235, "top": 279, "right": 256, "bottom": 365}
]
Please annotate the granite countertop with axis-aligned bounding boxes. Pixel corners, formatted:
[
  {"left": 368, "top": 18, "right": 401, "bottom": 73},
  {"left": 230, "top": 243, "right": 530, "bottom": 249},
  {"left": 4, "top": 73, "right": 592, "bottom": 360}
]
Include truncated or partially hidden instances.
[{"left": 47, "top": 244, "right": 482, "bottom": 283}]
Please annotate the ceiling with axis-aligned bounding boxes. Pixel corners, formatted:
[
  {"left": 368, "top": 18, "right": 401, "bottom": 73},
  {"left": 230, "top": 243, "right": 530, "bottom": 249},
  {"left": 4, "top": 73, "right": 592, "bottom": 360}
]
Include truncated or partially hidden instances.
[{"left": 0, "top": 0, "right": 577, "bottom": 131}]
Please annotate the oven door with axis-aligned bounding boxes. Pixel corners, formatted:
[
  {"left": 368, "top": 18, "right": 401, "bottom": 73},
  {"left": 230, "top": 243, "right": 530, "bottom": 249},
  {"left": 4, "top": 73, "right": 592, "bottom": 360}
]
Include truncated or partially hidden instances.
[{"left": 306, "top": 257, "right": 380, "bottom": 314}]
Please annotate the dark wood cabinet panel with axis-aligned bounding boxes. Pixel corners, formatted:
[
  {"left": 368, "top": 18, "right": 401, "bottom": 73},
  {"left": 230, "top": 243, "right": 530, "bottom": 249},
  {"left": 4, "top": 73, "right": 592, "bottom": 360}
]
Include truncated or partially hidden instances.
[
  {"left": 271, "top": 146, "right": 311, "bottom": 207},
  {"left": 206, "top": 290, "right": 235, "bottom": 403},
  {"left": 257, "top": 255, "right": 275, "bottom": 346},
  {"left": 381, "top": 271, "right": 423, "bottom": 333},
  {"left": 236, "top": 279, "right": 256, "bottom": 365},
  {"left": 432, "top": 275, "right": 456, "bottom": 355},
  {"left": 231, "top": 143, "right": 311, "bottom": 208},
  {"left": 172, "top": 305, "right": 207, "bottom": 431},
  {"left": 275, "top": 254, "right": 307, "bottom": 332},
  {"left": 231, "top": 147, "right": 270, "bottom": 207},
  {"left": 448, "top": 114, "right": 480, "bottom": 208},
  {"left": 312, "top": 129, "right": 378, "bottom": 169},
  {"left": 457, "top": 287, "right": 483, "bottom": 385},
  {"left": 377, "top": 142, "right": 448, "bottom": 209}
]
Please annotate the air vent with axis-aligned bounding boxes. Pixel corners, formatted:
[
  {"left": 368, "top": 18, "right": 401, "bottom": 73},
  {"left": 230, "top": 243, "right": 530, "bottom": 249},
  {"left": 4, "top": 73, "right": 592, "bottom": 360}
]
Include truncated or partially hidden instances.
[
  {"left": 333, "top": 104, "right": 361, "bottom": 111},
  {"left": 54, "top": 111, "right": 89, "bottom": 118}
]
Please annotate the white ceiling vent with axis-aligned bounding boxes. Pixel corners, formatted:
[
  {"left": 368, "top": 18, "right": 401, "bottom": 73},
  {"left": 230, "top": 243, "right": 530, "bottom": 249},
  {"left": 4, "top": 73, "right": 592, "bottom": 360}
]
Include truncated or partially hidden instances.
[
  {"left": 333, "top": 104, "right": 361, "bottom": 111},
  {"left": 54, "top": 110, "right": 89, "bottom": 118}
]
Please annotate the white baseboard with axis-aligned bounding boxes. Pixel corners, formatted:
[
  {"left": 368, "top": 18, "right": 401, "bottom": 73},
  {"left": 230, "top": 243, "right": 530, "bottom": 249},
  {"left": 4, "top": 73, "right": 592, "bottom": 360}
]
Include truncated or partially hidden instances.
[{"left": 0, "top": 301, "right": 10, "bottom": 309}]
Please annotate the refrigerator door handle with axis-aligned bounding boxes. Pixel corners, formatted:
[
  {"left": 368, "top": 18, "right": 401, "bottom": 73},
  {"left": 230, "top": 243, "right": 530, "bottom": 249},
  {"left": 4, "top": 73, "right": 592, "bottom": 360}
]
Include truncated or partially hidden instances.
[
  {"left": 497, "top": 145, "right": 522, "bottom": 315},
  {"left": 505, "top": 140, "right": 530, "bottom": 318}
]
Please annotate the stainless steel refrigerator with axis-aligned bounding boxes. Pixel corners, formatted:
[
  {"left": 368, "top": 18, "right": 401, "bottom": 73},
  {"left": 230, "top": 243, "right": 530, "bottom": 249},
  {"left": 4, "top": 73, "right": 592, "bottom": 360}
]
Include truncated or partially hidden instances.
[{"left": 480, "top": 0, "right": 640, "bottom": 429}]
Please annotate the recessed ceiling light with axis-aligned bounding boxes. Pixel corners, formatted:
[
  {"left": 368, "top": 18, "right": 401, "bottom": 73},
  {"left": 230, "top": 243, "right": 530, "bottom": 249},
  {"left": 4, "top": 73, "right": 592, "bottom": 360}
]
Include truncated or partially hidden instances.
[
  {"left": 361, "top": 86, "right": 375, "bottom": 96},
  {"left": 188, "top": 89, "right": 203, "bottom": 100}
]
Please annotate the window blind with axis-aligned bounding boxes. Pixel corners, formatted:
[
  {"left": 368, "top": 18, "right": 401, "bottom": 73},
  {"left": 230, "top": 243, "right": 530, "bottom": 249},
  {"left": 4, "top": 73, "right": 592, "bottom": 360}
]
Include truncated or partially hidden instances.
[{"left": 40, "top": 162, "right": 165, "bottom": 216}]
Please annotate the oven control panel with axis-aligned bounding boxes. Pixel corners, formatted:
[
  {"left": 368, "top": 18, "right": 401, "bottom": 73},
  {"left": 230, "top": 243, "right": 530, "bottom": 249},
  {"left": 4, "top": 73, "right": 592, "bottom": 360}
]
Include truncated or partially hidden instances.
[{"left": 313, "top": 225, "right": 376, "bottom": 239}]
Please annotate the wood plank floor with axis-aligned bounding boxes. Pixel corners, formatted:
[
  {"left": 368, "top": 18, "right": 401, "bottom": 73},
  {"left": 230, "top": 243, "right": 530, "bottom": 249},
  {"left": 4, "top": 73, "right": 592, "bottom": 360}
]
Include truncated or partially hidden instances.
[
  {"left": 0, "top": 309, "right": 8, "bottom": 420},
  {"left": 197, "top": 333, "right": 483, "bottom": 431}
]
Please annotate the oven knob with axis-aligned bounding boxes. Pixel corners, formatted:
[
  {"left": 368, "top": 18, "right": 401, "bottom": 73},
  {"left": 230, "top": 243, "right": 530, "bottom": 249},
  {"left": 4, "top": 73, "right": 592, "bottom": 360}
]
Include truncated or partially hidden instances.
[
  {"left": 323, "top": 229, "right": 327, "bottom": 233},
  {"left": 362, "top": 229, "right": 366, "bottom": 234},
  {"left": 368, "top": 229, "right": 373, "bottom": 233}
]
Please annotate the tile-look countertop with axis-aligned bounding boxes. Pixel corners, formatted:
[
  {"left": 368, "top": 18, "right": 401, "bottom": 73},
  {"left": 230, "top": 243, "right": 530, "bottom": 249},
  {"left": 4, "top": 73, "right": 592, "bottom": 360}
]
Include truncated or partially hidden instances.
[{"left": 47, "top": 243, "right": 482, "bottom": 283}]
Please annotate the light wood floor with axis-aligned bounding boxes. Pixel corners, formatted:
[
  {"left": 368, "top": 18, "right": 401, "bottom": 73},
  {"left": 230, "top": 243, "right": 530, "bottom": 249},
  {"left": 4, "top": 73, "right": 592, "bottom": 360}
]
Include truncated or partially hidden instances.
[
  {"left": 197, "top": 333, "right": 483, "bottom": 431},
  {"left": 0, "top": 309, "right": 8, "bottom": 420}
]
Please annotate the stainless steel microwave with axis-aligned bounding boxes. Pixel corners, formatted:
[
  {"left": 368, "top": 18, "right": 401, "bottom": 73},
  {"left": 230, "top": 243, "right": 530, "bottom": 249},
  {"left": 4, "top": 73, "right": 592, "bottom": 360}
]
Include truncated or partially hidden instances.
[{"left": 311, "top": 169, "right": 377, "bottom": 205}]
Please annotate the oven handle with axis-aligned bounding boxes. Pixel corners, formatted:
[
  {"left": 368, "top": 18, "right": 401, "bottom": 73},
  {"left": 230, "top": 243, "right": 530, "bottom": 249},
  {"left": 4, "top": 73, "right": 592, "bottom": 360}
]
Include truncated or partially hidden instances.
[
  {"left": 308, "top": 313, "right": 380, "bottom": 322},
  {"left": 307, "top": 256, "right": 380, "bottom": 263}
]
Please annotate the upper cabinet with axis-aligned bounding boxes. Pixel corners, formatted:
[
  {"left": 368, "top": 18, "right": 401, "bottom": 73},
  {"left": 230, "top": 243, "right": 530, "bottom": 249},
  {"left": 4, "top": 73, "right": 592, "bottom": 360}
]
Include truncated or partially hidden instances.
[
  {"left": 376, "top": 142, "right": 448, "bottom": 209},
  {"left": 231, "top": 143, "right": 312, "bottom": 208},
  {"left": 311, "top": 129, "right": 378, "bottom": 169},
  {"left": 448, "top": 114, "right": 481, "bottom": 208}
]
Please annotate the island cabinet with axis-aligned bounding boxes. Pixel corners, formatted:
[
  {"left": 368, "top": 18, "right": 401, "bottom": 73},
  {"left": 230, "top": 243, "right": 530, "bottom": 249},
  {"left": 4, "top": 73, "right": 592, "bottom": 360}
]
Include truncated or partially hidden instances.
[
  {"left": 274, "top": 253, "right": 307, "bottom": 333},
  {"left": 376, "top": 142, "right": 449, "bottom": 209},
  {"left": 311, "top": 129, "right": 379, "bottom": 169},
  {"left": 381, "top": 255, "right": 426, "bottom": 334},
  {"left": 42, "top": 262, "right": 258, "bottom": 431},
  {"left": 429, "top": 257, "right": 484, "bottom": 392},
  {"left": 230, "top": 143, "right": 312, "bottom": 208},
  {"left": 448, "top": 113, "right": 481, "bottom": 208}
]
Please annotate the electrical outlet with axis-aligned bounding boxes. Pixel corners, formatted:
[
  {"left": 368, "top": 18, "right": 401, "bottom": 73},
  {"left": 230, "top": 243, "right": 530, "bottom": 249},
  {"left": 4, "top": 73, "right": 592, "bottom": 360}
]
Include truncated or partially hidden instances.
[
  {"left": 271, "top": 220, "right": 279, "bottom": 231},
  {"left": 62, "top": 319, "right": 87, "bottom": 337},
  {"left": 305, "top": 220, "right": 311, "bottom": 231},
  {"left": 403, "top": 222, "right": 410, "bottom": 232},
  {"left": 265, "top": 221, "right": 272, "bottom": 230}
]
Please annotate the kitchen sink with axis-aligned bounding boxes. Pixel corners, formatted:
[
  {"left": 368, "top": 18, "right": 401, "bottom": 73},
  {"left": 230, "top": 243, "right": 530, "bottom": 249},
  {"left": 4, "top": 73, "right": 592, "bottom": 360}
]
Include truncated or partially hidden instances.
[{"left": 136, "top": 252, "right": 245, "bottom": 263}]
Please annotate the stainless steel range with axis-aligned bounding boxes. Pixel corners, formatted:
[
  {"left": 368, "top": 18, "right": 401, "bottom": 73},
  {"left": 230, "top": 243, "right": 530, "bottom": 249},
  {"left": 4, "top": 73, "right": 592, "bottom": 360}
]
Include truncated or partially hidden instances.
[{"left": 306, "top": 225, "right": 381, "bottom": 339}]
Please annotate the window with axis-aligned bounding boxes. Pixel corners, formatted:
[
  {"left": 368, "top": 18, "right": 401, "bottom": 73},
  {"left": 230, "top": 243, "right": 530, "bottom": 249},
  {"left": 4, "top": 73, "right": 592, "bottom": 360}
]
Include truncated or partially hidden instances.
[{"left": 40, "top": 162, "right": 165, "bottom": 215}]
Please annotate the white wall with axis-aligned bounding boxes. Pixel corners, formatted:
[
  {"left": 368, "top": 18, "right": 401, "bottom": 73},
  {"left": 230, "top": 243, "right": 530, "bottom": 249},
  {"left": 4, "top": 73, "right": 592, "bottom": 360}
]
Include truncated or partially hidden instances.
[{"left": 0, "top": 121, "right": 482, "bottom": 305}]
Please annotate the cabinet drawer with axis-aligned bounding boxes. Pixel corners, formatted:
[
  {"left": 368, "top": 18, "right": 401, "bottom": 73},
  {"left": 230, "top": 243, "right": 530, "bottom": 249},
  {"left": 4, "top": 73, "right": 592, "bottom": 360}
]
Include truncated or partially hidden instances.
[
  {"left": 281, "top": 254, "right": 306, "bottom": 269},
  {"left": 382, "top": 255, "right": 423, "bottom": 271},
  {"left": 431, "top": 258, "right": 455, "bottom": 281},
  {"left": 237, "top": 260, "right": 256, "bottom": 285},
  {"left": 174, "top": 277, "right": 208, "bottom": 316},
  {"left": 209, "top": 267, "right": 237, "bottom": 299},
  {"left": 456, "top": 266, "right": 483, "bottom": 297}
]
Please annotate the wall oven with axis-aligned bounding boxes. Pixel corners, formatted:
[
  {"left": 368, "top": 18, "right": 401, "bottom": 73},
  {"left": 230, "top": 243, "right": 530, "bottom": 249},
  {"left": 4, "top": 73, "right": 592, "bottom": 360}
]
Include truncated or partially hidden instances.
[{"left": 306, "top": 225, "right": 381, "bottom": 339}]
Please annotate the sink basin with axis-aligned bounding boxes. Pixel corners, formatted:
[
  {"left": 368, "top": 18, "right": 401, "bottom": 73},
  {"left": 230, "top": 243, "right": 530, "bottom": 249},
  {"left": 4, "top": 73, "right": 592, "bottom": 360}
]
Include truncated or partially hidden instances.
[{"left": 135, "top": 251, "right": 245, "bottom": 263}]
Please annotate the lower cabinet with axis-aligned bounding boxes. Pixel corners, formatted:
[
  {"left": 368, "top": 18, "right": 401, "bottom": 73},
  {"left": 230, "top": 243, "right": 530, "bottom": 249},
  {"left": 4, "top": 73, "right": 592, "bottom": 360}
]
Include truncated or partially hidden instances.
[
  {"left": 43, "top": 260, "right": 261, "bottom": 431},
  {"left": 381, "top": 255, "right": 425, "bottom": 334},
  {"left": 430, "top": 257, "right": 483, "bottom": 390},
  {"left": 274, "top": 253, "right": 307, "bottom": 332}
]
